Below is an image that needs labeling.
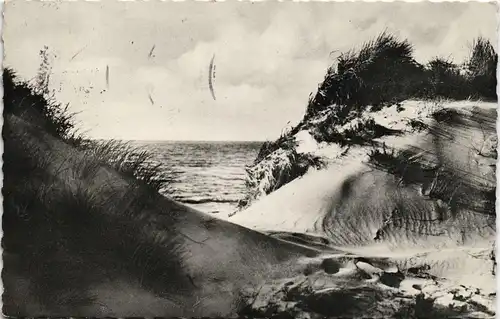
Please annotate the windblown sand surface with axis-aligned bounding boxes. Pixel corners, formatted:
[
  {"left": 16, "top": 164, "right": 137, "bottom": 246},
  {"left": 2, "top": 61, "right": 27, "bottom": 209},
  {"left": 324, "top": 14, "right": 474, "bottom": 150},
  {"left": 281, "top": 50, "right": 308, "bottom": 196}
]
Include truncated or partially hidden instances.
[
  {"left": 223, "top": 100, "right": 497, "bottom": 317},
  {"left": 4, "top": 101, "right": 496, "bottom": 318}
]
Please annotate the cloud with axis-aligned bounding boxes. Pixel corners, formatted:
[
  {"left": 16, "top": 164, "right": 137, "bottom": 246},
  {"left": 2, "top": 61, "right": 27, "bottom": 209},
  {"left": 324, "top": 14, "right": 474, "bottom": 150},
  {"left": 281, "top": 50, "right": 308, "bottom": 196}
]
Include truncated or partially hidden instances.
[{"left": 4, "top": 1, "right": 497, "bottom": 141}]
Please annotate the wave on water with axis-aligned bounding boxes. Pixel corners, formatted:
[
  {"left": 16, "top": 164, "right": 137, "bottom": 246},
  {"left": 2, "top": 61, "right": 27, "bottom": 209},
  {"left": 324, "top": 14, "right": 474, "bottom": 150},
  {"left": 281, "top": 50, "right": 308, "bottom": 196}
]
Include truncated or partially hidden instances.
[
  {"left": 175, "top": 197, "right": 241, "bottom": 205},
  {"left": 130, "top": 140, "right": 261, "bottom": 214}
]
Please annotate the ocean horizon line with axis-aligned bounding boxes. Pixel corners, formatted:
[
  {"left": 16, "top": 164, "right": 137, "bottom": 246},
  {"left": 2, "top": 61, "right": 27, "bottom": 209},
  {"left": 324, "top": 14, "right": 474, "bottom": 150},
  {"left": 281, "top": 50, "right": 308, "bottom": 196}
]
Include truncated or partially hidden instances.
[{"left": 90, "top": 138, "right": 266, "bottom": 144}]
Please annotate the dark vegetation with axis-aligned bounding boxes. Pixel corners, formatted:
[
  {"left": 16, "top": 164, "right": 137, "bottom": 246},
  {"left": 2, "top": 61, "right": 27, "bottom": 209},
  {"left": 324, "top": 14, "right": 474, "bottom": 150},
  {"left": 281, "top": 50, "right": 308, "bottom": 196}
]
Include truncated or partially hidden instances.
[
  {"left": 266, "top": 150, "right": 324, "bottom": 190},
  {"left": 239, "top": 149, "right": 324, "bottom": 208},
  {"left": 3, "top": 59, "right": 186, "bottom": 315},
  {"left": 310, "top": 116, "right": 402, "bottom": 145},
  {"left": 305, "top": 33, "right": 496, "bottom": 120},
  {"left": 244, "top": 34, "right": 497, "bottom": 207},
  {"left": 256, "top": 33, "right": 497, "bottom": 162},
  {"left": 3, "top": 64, "right": 173, "bottom": 194},
  {"left": 255, "top": 131, "right": 297, "bottom": 164},
  {"left": 242, "top": 130, "right": 324, "bottom": 209},
  {"left": 307, "top": 32, "right": 423, "bottom": 116}
]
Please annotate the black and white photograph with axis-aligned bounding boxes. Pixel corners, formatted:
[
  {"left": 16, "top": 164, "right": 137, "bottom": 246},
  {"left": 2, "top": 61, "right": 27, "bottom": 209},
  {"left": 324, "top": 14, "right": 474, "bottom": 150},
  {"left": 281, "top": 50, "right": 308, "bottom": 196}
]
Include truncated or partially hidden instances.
[{"left": 2, "top": 1, "right": 498, "bottom": 317}]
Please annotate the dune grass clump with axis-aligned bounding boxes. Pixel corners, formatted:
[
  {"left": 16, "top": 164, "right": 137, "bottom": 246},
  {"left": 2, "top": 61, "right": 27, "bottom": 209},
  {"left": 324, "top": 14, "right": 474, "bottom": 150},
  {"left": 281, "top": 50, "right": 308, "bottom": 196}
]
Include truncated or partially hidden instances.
[
  {"left": 305, "top": 33, "right": 497, "bottom": 121},
  {"left": 255, "top": 132, "right": 297, "bottom": 164},
  {"left": 238, "top": 146, "right": 324, "bottom": 209},
  {"left": 245, "top": 129, "right": 324, "bottom": 208},
  {"left": 466, "top": 37, "right": 498, "bottom": 100},
  {"left": 425, "top": 57, "right": 469, "bottom": 99},
  {"left": 311, "top": 114, "right": 401, "bottom": 146},
  {"left": 246, "top": 33, "right": 497, "bottom": 200},
  {"left": 253, "top": 149, "right": 324, "bottom": 194},
  {"left": 3, "top": 68, "right": 81, "bottom": 143},
  {"left": 81, "top": 139, "right": 176, "bottom": 194},
  {"left": 336, "top": 32, "right": 423, "bottom": 108},
  {"left": 306, "top": 32, "right": 424, "bottom": 120},
  {"left": 3, "top": 68, "right": 172, "bottom": 194},
  {"left": 3, "top": 68, "right": 188, "bottom": 314}
]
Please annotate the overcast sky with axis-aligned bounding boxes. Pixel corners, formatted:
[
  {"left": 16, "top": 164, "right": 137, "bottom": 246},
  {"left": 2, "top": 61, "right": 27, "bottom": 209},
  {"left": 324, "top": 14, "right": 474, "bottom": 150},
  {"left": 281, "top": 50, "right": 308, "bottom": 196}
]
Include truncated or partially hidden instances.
[{"left": 4, "top": 1, "right": 498, "bottom": 141}]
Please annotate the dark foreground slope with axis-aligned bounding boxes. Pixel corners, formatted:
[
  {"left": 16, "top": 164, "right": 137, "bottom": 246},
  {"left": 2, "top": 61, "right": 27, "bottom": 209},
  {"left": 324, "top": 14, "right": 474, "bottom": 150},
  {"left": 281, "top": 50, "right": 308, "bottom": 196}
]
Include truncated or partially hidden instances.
[{"left": 2, "top": 70, "right": 322, "bottom": 317}]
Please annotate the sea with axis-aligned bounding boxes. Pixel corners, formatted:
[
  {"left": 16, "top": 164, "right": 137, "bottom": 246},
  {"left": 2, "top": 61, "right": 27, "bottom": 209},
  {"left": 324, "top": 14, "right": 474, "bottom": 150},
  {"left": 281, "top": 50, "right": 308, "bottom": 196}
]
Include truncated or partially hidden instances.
[{"left": 129, "top": 140, "right": 262, "bottom": 216}]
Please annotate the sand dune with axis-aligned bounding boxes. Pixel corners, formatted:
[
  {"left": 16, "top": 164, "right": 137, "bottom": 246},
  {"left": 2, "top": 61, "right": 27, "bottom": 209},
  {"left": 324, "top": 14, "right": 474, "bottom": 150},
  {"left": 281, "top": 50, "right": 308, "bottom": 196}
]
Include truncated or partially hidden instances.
[
  {"left": 230, "top": 101, "right": 495, "bottom": 244},
  {"left": 225, "top": 100, "right": 496, "bottom": 317},
  {"left": 4, "top": 113, "right": 322, "bottom": 317},
  {"left": 4, "top": 95, "right": 496, "bottom": 317}
]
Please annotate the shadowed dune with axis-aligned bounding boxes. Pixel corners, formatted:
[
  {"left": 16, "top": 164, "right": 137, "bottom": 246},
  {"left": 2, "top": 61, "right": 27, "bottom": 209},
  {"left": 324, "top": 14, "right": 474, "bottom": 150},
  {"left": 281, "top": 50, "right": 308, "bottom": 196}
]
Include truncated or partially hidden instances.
[
  {"left": 3, "top": 111, "right": 324, "bottom": 317},
  {"left": 231, "top": 102, "right": 495, "bottom": 249}
]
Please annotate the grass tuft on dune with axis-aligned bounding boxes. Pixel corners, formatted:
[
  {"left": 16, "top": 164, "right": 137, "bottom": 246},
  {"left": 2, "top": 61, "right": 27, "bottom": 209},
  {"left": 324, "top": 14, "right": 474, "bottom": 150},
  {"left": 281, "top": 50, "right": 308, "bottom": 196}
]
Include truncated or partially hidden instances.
[
  {"left": 243, "top": 33, "right": 497, "bottom": 208},
  {"left": 3, "top": 66, "right": 324, "bottom": 317},
  {"left": 3, "top": 68, "right": 191, "bottom": 315}
]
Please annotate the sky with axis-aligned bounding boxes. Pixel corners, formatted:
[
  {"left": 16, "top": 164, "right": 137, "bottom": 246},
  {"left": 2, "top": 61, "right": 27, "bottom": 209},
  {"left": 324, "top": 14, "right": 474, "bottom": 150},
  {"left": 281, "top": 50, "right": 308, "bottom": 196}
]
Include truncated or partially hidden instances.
[{"left": 4, "top": 1, "right": 498, "bottom": 141}]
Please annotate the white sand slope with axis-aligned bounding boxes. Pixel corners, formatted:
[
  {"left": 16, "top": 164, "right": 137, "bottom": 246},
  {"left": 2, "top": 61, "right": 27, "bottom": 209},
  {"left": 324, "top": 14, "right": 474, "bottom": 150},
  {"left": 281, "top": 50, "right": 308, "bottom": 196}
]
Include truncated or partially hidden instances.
[
  {"left": 229, "top": 100, "right": 495, "bottom": 244},
  {"left": 223, "top": 100, "right": 497, "bottom": 314}
]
